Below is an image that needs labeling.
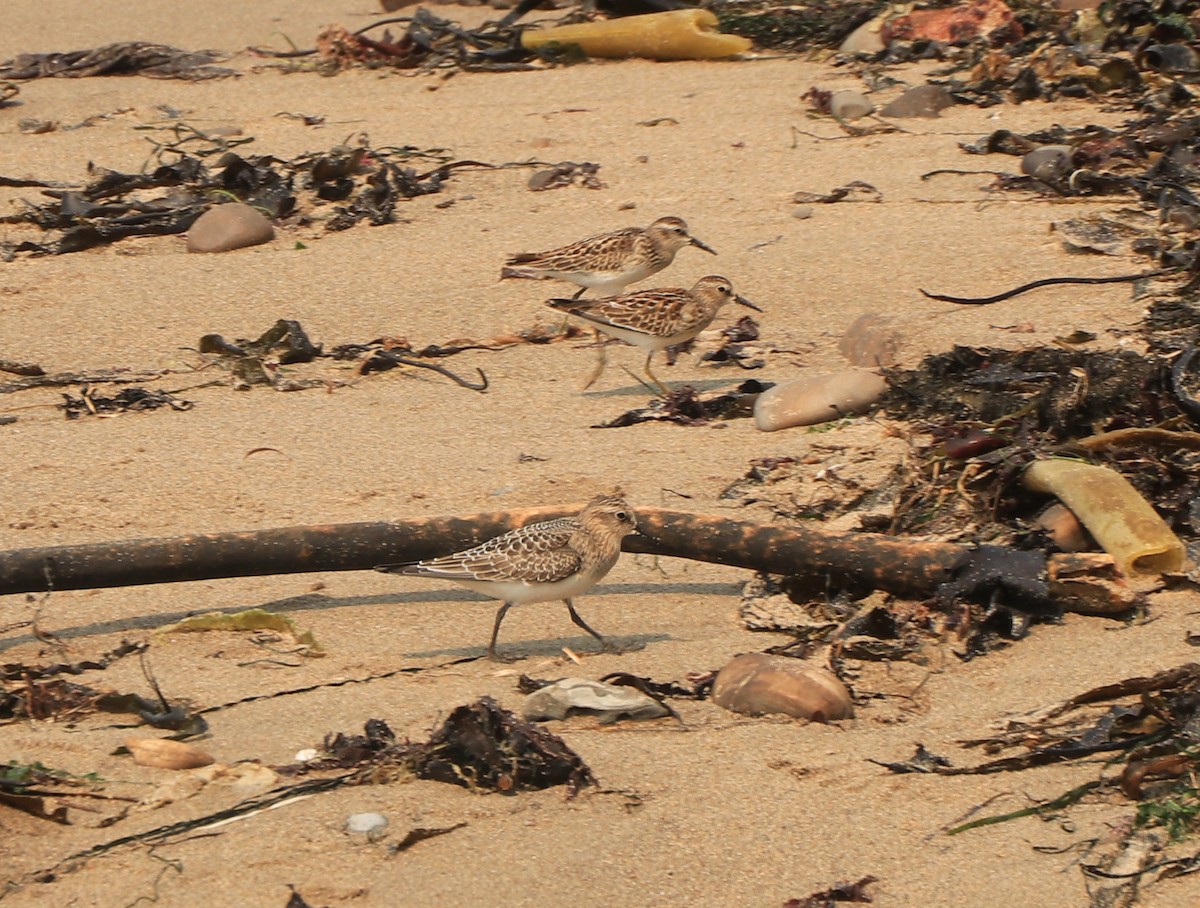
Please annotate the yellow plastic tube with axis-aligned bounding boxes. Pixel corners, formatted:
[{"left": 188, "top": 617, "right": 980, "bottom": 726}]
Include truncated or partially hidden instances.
[
  {"left": 520, "top": 9, "right": 752, "bottom": 61},
  {"left": 1023, "top": 459, "right": 1187, "bottom": 576}
]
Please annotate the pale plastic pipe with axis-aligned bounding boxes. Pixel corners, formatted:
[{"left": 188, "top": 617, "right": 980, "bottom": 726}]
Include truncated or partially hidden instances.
[
  {"left": 520, "top": 9, "right": 753, "bottom": 61},
  {"left": 1023, "top": 459, "right": 1187, "bottom": 576}
]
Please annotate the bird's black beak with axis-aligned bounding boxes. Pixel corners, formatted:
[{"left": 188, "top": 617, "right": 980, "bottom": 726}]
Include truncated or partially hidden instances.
[
  {"left": 690, "top": 236, "right": 717, "bottom": 255},
  {"left": 735, "top": 294, "right": 762, "bottom": 312}
]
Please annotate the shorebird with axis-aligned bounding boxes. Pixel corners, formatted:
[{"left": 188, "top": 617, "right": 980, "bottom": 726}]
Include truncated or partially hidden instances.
[
  {"left": 375, "top": 495, "right": 637, "bottom": 660},
  {"left": 501, "top": 216, "right": 716, "bottom": 298},
  {"left": 546, "top": 275, "right": 760, "bottom": 393}
]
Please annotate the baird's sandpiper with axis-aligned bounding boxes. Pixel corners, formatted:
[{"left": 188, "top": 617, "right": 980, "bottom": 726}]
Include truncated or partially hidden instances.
[{"left": 376, "top": 495, "right": 637, "bottom": 660}]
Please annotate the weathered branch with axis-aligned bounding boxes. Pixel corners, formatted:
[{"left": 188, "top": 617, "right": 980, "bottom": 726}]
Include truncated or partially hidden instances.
[{"left": 0, "top": 507, "right": 1136, "bottom": 614}]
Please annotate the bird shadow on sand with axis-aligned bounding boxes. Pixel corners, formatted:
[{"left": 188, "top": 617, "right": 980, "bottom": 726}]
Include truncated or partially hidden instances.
[
  {"left": 577, "top": 376, "right": 748, "bottom": 398},
  {"left": 0, "top": 581, "right": 743, "bottom": 653}
]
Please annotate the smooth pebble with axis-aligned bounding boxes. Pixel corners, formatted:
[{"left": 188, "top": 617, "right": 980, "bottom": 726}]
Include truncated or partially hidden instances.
[
  {"left": 829, "top": 90, "right": 874, "bottom": 121},
  {"left": 753, "top": 369, "right": 887, "bottom": 432},
  {"left": 187, "top": 202, "right": 275, "bottom": 253}
]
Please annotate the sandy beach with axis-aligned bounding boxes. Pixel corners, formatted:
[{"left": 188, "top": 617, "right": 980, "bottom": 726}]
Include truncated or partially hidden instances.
[{"left": 3, "top": 2, "right": 1198, "bottom": 906}]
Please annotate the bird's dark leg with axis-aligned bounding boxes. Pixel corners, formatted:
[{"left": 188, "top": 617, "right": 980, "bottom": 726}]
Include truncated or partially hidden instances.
[
  {"left": 565, "top": 598, "right": 613, "bottom": 652},
  {"left": 488, "top": 601, "right": 515, "bottom": 660}
]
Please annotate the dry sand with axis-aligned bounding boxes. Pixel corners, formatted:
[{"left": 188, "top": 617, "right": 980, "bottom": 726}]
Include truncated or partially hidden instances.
[{"left": 2, "top": 2, "right": 1197, "bottom": 906}]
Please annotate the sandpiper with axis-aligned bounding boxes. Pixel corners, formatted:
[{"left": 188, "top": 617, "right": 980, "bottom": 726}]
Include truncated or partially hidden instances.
[
  {"left": 501, "top": 216, "right": 716, "bottom": 298},
  {"left": 375, "top": 495, "right": 637, "bottom": 660},
  {"left": 546, "top": 275, "right": 760, "bottom": 393}
]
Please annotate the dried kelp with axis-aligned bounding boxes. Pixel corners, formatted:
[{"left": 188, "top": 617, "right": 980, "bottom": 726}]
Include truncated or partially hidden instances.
[
  {"left": 877, "top": 662, "right": 1200, "bottom": 879},
  {"left": 58, "top": 386, "right": 193, "bottom": 419},
  {"left": 713, "top": 0, "right": 880, "bottom": 51},
  {"left": 198, "top": 319, "right": 490, "bottom": 392},
  {"left": 782, "top": 875, "right": 879, "bottom": 908},
  {"left": 0, "top": 761, "right": 108, "bottom": 825},
  {"left": 1, "top": 640, "right": 144, "bottom": 682},
  {"left": 297, "top": 699, "right": 596, "bottom": 793},
  {"left": 880, "top": 345, "right": 1200, "bottom": 540},
  {"left": 0, "top": 43, "right": 235, "bottom": 80},
  {"left": 255, "top": 10, "right": 540, "bottom": 74},
  {"left": 0, "top": 138, "right": 511, "bottom": 257}
]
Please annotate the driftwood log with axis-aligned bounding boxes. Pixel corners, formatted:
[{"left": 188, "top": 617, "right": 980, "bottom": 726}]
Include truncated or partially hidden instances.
[{"left": 0, "top": 506, "right": 1136, "bottom": 615}]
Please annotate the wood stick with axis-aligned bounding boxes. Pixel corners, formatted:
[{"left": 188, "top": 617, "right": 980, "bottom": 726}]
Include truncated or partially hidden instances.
[{"left": 0, "top": 506, "right": 1136, "bottom": 614}]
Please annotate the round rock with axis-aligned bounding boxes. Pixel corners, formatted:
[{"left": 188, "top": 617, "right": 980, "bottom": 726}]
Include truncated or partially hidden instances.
[
  {"left": 712, "top": 653, "right": 854, "bottom": 722},
  {"left": 829, "top": 90, "right": 874, "bottom": 121},
  {"left": 187, "top": 202, "right": 275, "bottom": 253},
  {"left": 1021, "top": 145, "right": 1073, "bottom": 181}
]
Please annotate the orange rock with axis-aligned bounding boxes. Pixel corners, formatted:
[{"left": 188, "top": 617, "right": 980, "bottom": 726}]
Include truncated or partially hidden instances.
[{"left": 882, "top": 0, "right": 1023, "bottom": 47}]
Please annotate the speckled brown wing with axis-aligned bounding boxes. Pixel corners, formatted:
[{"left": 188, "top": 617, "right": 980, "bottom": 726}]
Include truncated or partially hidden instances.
[
  {"left": 552, "top": 289, "right": 694, "bottom": 339},
  {"left": 506, "top": 227, "right": 642, "bottom": 271},
  {"left": 404, "top": 517, "right": 584, "bottom": 584}
]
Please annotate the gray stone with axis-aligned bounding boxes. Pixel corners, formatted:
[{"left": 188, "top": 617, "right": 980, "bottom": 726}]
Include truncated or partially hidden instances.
[{"left": 879, "top": 85, "right": 954, "bottom": 119}]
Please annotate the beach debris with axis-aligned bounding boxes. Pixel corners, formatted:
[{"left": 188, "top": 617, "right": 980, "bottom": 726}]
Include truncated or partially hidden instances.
[
  {"left": 155, "top": 608, "right": 326, "bottom": 656},
  {"left": 254, "top": 10, "right": 535, "bottom": 73},
  {"left": 882, "top": 0, "right": 1022, "bottom": 47},
  {"left": 185, "top": 201, "right": 275, "bottom": 252},
  {"left": 0, "top": 760, "right": 104, "bottom": 824},
  {"left": 920, "top": 269, "right": 1171, "bottom": 305},
  {"left": 871, "top": 661, "right": 1200, "bottom": 902},
  {"left": 0, "top": 640, "right": 143, "bottom": 683},
  {"left": 1023, "top": 459, "right": 1187, "bottom": 575},
  {"left": 521, "top": 677, "right": 671, "bottom": 723},
  {"left": 526, "top": 161, "right": 603, "bottom": 191},
  {"left": 792, "top": 181, "right": 882, "bottom": 205},
  {"left": 2, "top": 661, "right": 206, "bottom": 733},
  {"left": 311, "top": 699, "right": 597, "bottom": 793},
  {"left": 195, "top": 318, "right": 492, "bottom": 392},
  {"left": 753, "top": 369, "right": 887, "bottom": 431},
  {"left": 881, "top": 345, "right": 1200, "bottom": 545},
  {"left": 0, "top": 505, "right": 1144, "bottom": 619},
  {"left": 58, "top": 386, "right": 193, "bottom": 419},
  {"left": 713, "top": 0, "right": 877, "bottom": 52},
  {"left": 782, "top": 875, "right": 878, "bottom": 907},
  {"left": 123, "top": 738, "right": 215, "bottom": 770},
  {"left": 0, "top": 43, "right": 236, "bottom": 80},
  {"left": 710, "top": 653, "right": 854, "bottom": 721},
  {"left": 0, "top": 138, "right": 487, "bottom": 257},
  {"left": 520, "top": 9, "right": 752, "bottom": 61}
]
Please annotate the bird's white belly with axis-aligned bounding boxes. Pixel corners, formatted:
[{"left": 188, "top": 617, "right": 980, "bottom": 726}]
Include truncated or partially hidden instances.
[{"left": 454, "top": 569, "right": 601, "bottom": 606}]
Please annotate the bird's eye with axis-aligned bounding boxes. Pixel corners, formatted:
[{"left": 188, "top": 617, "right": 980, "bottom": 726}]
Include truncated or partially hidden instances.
[{"left": 616, "top": 510, "right": 629, "bottom": 521}]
